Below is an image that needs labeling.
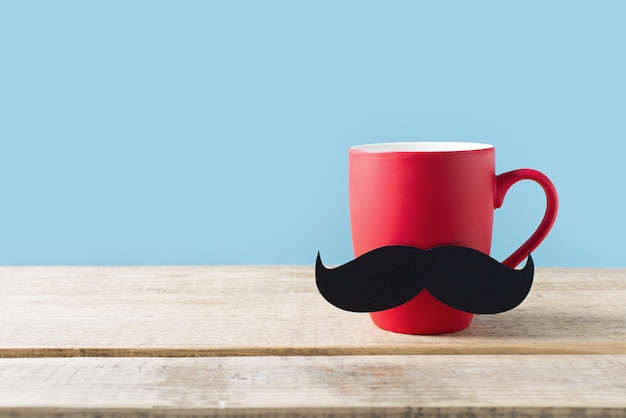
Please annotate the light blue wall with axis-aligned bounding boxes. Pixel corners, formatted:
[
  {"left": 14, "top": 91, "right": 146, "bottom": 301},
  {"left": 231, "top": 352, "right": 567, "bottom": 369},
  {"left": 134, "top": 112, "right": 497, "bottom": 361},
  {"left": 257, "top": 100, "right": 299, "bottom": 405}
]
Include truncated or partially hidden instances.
[{"left": 1, "top": 1, "right": 624, "bottom": 266}]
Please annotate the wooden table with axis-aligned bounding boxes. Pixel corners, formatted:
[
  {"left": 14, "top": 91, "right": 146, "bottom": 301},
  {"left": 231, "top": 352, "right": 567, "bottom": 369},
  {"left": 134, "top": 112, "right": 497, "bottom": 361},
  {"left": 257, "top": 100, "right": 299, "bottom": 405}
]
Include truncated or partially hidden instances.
[{"left": 0, "top": 266, "right": 624, "bottom": 417}]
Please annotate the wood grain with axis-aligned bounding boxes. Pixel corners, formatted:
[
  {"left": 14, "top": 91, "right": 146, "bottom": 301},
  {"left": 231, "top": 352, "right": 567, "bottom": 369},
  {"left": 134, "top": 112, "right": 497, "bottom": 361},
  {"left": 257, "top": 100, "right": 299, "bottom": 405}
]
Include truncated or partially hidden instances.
[
  {"left": 1, "top": 266, "right": 625, "bottom": 357},
  {"left": 0, "top": 355, "right": 624, "bottom": 417}
]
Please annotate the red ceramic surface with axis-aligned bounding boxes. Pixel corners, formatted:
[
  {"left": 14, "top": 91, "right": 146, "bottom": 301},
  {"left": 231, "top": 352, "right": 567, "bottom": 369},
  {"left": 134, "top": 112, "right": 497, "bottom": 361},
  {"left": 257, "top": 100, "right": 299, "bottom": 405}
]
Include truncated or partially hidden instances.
[{"left": 348, "top": 142, "right": 558, "bottom": 334}]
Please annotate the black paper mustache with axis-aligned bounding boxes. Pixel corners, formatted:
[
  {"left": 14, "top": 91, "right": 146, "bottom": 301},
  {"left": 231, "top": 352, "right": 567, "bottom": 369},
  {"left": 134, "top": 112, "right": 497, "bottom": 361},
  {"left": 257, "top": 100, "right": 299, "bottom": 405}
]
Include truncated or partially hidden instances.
[{"left": 316, "top": 245, "right": 534, "bottom": 314}]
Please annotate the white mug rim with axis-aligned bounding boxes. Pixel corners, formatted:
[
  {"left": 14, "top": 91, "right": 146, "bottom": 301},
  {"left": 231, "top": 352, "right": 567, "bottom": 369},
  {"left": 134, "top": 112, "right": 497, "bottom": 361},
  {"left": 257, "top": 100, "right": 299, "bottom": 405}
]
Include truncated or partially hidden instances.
[{"left": 350, "top": 142, "right": 494, "bottom": 153}]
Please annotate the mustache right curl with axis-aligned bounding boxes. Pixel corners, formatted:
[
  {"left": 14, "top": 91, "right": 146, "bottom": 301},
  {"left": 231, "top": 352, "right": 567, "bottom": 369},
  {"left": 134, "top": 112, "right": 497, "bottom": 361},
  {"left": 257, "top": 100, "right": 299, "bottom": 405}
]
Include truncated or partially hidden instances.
[{"left": 316, "top": 245, "right": 534, "bottom": 314}]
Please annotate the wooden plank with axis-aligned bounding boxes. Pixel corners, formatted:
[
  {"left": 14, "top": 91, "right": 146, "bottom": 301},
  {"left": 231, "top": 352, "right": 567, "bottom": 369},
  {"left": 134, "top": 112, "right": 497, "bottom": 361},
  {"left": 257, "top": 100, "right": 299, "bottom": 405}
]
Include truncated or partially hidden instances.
[
  {"left": 0, "top": 355, "right": 624, "bottom": 417},
  {"left": 0, "top": 267, "right": 625, "bottom": 357}
]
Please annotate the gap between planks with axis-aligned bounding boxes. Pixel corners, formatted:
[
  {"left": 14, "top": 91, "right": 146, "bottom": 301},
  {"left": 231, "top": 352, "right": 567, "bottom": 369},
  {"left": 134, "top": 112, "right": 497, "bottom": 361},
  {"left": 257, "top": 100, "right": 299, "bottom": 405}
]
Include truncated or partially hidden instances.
[{"left": 2, "top": 341, "right": 625, "bottom": 358}]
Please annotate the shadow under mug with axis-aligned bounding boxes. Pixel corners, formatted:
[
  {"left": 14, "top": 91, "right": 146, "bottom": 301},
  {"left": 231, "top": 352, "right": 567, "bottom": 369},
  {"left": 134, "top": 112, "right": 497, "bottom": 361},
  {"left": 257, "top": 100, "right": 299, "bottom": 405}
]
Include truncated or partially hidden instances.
[{"left": 348, "top": 142, "right": 558, "bottom": 335}]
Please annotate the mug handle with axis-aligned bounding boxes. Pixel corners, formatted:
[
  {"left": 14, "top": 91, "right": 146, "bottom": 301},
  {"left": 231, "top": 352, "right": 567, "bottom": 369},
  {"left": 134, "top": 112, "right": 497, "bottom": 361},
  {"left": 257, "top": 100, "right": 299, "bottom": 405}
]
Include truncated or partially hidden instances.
[{"left": 495, "top": 169, "right": 559, "bottom": 268}]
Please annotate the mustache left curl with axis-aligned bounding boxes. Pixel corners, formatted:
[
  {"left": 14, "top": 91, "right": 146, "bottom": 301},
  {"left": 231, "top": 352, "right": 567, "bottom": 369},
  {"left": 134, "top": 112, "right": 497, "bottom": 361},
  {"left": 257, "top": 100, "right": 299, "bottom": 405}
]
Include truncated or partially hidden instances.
[{"left": 316, "top": 245, "right": 534, "bottom": 314}]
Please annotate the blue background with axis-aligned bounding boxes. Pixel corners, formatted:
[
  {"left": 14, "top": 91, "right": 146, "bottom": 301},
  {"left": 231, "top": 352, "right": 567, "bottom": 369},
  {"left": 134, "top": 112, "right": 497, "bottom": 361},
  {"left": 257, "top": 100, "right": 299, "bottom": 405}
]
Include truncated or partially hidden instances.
[{"left": 1, "top": 1, "right": 624, "bottom": 266}]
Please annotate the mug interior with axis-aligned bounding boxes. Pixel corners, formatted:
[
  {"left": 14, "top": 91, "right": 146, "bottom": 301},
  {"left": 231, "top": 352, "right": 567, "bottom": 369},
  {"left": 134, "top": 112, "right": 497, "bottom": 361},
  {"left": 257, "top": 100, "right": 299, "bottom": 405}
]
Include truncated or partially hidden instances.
[{"left": 350, "top": 142, "right": 494, "bottom": 153}]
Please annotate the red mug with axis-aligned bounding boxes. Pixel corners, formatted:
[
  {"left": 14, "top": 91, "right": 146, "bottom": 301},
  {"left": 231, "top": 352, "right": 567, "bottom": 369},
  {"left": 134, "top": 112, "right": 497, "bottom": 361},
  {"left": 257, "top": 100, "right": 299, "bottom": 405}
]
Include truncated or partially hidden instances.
[{"left": 349, "top": 142, "right": 558, "bottom": 334}]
